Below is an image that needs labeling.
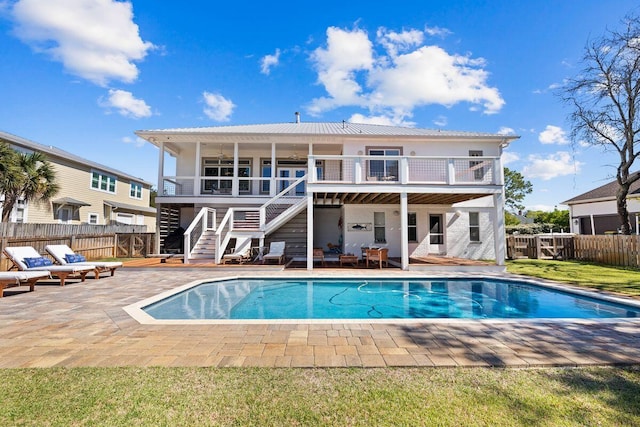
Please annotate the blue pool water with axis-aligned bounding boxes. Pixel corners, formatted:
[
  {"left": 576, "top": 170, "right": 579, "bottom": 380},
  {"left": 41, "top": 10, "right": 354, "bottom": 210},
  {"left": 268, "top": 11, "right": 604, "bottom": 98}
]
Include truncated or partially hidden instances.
[{"left": 142, "top": 278, "right": 640, "bottom": 320}]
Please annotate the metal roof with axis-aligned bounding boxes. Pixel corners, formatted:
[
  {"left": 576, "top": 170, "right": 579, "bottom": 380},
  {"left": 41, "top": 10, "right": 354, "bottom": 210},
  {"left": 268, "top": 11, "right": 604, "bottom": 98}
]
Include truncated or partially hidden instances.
[
  {"left": 0, "top": 130, "right": 153, "bottom": 186},
  {"left": 104, "top": 200, "right": 156, "bottom": 214},
  {"left": 136, "top": 121, "right": 518, "bottom": 139}
]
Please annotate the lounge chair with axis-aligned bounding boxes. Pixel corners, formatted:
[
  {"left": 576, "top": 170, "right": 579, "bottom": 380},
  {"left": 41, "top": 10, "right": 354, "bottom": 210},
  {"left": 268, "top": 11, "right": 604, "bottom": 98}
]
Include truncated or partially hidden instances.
[
  {"left": 3, "top": 246, "right": 96, "bottom": 286},
  {"left": 263, "top": 241, "right": 286, "bottom": 264},
  {"left": 0, "top": 271, "right": 50, "bottom": 297},
  {"left": 45, "top": 244, "right": 122, "bottom": 278},
  {"left": 221, "top": 237, "right": 253, "bottom": 264}
]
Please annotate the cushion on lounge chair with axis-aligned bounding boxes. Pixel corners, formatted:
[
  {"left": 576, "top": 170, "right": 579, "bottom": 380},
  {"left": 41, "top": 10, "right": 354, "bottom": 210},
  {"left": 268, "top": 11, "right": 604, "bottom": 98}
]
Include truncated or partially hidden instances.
[
  {"left": 23, "top": 257, "right": 53, "bottom": 268},
  {"left": 65, "top": 254, "right": 87, "bottom": 263}
]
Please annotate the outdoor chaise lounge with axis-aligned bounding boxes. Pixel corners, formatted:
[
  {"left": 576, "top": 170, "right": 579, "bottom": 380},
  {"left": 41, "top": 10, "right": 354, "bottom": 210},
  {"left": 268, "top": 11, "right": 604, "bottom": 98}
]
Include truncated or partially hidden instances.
[
  {"left": 3, "top": 246, "right": 96, "bottom": 286},
  {"left": 0, "top": 271, "right": 50, "bottom": 297},
  {"left": 45, "top": 244, "right": 122, "bottom": 278},
  {"left": 221, "top": 237, "right": 253, "bottom": 264},
  {"left": 263, "top": 241, "right": 285, "bottom": 264}
]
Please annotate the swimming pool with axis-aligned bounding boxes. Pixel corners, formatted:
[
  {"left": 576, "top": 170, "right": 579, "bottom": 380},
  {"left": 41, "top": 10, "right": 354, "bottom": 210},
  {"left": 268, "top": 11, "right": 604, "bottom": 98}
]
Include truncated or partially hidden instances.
[{"left": 138, "top": 277, "right": 640, "bottom": 321}]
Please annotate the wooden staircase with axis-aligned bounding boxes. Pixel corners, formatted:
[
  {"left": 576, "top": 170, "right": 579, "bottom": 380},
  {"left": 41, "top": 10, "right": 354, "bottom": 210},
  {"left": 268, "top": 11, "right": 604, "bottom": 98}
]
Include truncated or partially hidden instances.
[{"left": 188, "top": 229, "right": 217, "bottom": 263}]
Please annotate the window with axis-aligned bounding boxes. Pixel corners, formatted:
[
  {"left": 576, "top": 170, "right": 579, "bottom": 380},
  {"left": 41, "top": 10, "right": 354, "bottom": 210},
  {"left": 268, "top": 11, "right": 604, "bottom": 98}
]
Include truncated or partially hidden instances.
[
  {"left": 374, "top": 212, "right": 386, "bottom": 243},
  {"left": 469, "top": 212, "right": 480, "bottom": 242},
  {"left": 368, "top": 148, "right": 400, "bottom": 181},
  {"left": 91, "top": 171, "right": 116, "bottom": 193},
  {"left": 429, "top": 214, "right": 443, "bottom": 244},
  {"left": 88, "top": 213, "right": 99, "bottom": 225},
  {"left": 469, "top": 150, "right": 484, "bottom": 181},
  {"left": 130, "top": 182, "right": 143, "bottom": 199},
  {"left": 260, "top": 159, "right": 271, "bottom": 194},
  {"left": 408, "top": 212, "right": 417, "bottom": 242},
  {"left": 201, "top": 158, "right": 251, "bottom": 194}
]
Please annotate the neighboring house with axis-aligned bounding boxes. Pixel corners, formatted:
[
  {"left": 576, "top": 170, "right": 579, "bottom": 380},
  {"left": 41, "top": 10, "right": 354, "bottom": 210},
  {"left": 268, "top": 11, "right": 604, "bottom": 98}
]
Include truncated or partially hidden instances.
[
  {"left": 563, "top": 171, "right": 640, "bottom": 235},
  {"left": 135, "top": 119, "right": 518, "bottom": 269},
  {"left": 0, "top": 130, "right": 156, "bottom": 231}
]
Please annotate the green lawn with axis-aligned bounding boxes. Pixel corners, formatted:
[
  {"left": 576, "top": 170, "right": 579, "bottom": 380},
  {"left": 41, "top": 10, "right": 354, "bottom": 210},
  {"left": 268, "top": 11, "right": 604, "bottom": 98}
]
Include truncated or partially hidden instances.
[
  {"left": 506, "top": 259, "right": 640, "bottom": 296},
  {"left": 2, "top": 367, "right": 640, "bottom": 426},
  {"left": 2, "top": 260, "right": 640, "bottom": 426}
]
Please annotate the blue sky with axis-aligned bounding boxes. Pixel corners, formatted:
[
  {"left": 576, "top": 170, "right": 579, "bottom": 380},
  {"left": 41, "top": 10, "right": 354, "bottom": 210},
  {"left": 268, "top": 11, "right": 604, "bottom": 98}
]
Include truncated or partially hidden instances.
[{"left": 1, "top": 0, "right": 639, "bottom": 211}]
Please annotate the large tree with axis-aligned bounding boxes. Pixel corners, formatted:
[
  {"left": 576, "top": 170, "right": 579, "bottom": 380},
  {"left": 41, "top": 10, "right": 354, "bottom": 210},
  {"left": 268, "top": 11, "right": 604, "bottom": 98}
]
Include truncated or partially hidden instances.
[
  {"left": 0, "top": 141, "right": 59, "bottom": 222},
  {"left": 504, "top": 167, "right": 533, "bottom": 213},
  {"left": 561, "top": 15, "right": 640, "bottom": 234}
]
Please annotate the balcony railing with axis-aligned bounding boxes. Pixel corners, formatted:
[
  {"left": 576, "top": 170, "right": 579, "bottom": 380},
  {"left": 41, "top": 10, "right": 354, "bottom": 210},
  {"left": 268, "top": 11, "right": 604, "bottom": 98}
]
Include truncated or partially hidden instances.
[{"left": 160, "top": 155, "right": 501, "bottom": 197}]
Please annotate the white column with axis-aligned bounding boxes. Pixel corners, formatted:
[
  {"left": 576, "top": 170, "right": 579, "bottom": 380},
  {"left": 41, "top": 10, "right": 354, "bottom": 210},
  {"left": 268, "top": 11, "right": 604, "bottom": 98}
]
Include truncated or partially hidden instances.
[
  {"left": 493, "top": 192, "right": 506, "bottom": 266},
  {"left": 194, "top": 141, "right": 201, "bottom": 196},
  {"left": 157, "top": 140, "right": 165, "bottom": 193},
  {"left": 590, "top": 214, "right": 596, "bottom": 235},
  {"left": 270, "top": 143, "right": 277, "bottom": 196},
  {"left": 232, "top": 142, "right": 239, "bottom": 197},
  {"left": 400, "top": 192, "right": 409, "bottom": 270},
  {"left": 306, "top": 193, "right": 314, "bottom": 270}
]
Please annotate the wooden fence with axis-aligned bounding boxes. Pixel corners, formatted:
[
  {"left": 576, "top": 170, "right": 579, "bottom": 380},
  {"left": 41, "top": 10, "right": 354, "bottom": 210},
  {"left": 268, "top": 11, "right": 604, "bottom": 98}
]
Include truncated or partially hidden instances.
[
  {"left": 507, "top": 234, "right": 640, "bottom": 268},
  {"left": 0, "top": 224, "right": 155, "bottom": 271}
]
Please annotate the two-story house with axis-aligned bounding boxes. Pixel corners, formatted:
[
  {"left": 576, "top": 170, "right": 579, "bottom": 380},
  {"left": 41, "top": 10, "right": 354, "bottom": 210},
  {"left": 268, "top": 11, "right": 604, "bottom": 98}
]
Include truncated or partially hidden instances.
[
  {"left": 135, "top": 119, "right": 518, "bottom": 269},
  {"left": 0, "top": 131, "right": 156, "bottom": 230}
]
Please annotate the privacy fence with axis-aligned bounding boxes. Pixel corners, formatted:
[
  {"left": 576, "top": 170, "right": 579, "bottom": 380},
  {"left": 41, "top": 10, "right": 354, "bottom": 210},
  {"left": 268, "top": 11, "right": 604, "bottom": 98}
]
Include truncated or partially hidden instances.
[
  {"left": 507, "top": 234, "right": 640, "bottom": 268},
  {"left": 0, "top": 223, "right": 155, "bottom": 271}
]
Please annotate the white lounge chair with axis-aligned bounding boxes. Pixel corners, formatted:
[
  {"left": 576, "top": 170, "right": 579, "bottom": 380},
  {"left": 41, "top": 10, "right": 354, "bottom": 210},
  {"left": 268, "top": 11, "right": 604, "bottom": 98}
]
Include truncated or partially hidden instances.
[
  {"left": 0, "top": 271, "right": 50, "bottom": 297},
  {"left": 3, "top": 246, "right": 96, "bottom": 286},
  {"left": 222, "top": 237, "right": 253, "bottom": 264},
  {"left": 45, "top": 244, "right": 122, "bottom": 278},
  {"left": 263, "top": 241, "right": 285, "bottom": 264}
]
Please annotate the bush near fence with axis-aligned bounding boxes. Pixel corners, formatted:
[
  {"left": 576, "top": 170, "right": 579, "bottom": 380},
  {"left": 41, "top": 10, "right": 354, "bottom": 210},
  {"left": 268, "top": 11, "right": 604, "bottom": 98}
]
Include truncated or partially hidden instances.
[
  {"left": 0, "top": 224, "right": 155, "bottom": 271},
  {"left": 507, "top": 234, "right": 640, "bottom": 268}
]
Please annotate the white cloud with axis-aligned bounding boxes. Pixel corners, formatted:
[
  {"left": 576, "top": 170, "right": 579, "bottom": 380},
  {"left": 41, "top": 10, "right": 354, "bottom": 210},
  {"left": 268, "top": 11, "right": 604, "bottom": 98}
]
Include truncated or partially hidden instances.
[
  {"left": 522, "top": 151, "right": 582, "bottom": 180},
  {"left": 539, "top": 125, "right": 569, "bottom": 145},
  {"left": 307, "top": 26, "right": 504, "bottom": 123},
  {"left": 501, "top": 151, "right": 520, "bottom": 165},
  {"left": 433, "top": 115, "right": 447, "bottom": 127},
  {"left": 497, "top": 126, "right": 515, "bottom": 135},
  {"left": 11, "top": 0, "right": 154, "bottom": 86},
  {"left": 203, "top": 91, "right": 235, "bottom": 122},
  {"left": 348, "top": 113, "right": 415, "bottom": 127},
  {"left": 122, "top": 136, "right": 146, "bottom": 148},
  {"left": 260, "top": 48, "right": 281, "bottom": 75},
  {"left": 424, "top": 25, "right": 452, "bottom": 38},
  {"left": 527, "top": 204, "right": 556, "bottom": 212},
  {"left": 102, "top": 89, "right": 151, "bottom": 118}
]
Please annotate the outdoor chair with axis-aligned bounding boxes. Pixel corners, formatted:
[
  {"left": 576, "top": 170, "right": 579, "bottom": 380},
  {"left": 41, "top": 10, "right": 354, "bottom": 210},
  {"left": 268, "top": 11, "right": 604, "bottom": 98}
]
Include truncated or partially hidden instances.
[
  {"left": 3, "top": 246, "right": 96, "bottom": 286},
  {"left": 366, "top": 247, "right": 389, "bottom": 268},
  {"left": 45, "top": 244, "right": 122, "bottom": 278},
  {"left": 263, "top": 241, "right": 286, "bottom": 264},
  {"left": 0, "top": 271, "right": 51, "bottom": 297},
  {"left": 313, "top": 248, "right": 325, "bottom": 266},
  {"left": 221, "top": 237, "right": 253, "bottom": 264}
]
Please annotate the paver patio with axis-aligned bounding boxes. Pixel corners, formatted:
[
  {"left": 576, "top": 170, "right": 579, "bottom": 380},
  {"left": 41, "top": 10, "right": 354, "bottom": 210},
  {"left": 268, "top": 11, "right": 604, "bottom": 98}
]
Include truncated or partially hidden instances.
[{"left": 0, "top": 268, "right": 639, "bottom": 368}]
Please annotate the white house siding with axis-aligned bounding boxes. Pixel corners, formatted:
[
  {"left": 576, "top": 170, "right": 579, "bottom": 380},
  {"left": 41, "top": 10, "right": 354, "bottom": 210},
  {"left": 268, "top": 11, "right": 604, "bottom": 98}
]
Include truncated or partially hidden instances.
[{"left": 445, "top": 210, "right": 495, "bottom": 260}]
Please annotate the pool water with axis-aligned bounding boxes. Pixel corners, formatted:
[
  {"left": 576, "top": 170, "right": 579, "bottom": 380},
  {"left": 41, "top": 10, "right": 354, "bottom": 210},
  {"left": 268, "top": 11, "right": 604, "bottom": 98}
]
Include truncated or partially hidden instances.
[{"left": 142, "top": 278, "right": 640, "bottom": 320}]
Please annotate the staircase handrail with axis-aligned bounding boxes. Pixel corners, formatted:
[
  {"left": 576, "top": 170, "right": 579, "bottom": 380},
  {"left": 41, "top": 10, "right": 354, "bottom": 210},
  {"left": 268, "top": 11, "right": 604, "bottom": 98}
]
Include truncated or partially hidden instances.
[
  {"left": 260, "top": 174, "right": 307, "bottom": 228},
  {"left": 183, "top": 207, "right": 216, "bottom": 262},
  {"left": 214, "top": 208, "right": 233, "bottom": 264}
]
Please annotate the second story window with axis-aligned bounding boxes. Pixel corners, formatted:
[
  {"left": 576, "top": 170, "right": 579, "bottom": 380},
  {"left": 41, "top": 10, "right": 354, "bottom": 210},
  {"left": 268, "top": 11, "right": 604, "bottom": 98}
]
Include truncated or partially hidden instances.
[
  {"left": 91, "top": 171, "right": 116, "bottom": 193},
  {"left": 130, "top": 182, "right": 143, "bottom": 199},
  {"left": 368, "top": 148, "right": 400, "bottom": 181}
]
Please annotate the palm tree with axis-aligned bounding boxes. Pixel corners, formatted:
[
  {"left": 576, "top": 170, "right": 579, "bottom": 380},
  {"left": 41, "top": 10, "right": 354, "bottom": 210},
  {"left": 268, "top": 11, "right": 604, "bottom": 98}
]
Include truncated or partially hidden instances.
[{"left": 0, "top": 142, "right": 59, "bottom": 223}]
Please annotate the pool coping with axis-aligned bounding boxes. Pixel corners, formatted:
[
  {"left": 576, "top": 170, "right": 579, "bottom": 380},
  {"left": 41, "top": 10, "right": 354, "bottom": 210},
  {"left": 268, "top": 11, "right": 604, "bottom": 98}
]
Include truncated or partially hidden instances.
[{"left": 123, "top": 273, "right": 640, "bottom": 326}]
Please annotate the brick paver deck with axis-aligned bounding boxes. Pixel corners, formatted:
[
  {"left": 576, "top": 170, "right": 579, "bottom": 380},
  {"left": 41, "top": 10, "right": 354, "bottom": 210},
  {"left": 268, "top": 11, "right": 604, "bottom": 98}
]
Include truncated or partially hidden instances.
[{"left": 0, "top": 268, "right": 639, "bottom": 368}]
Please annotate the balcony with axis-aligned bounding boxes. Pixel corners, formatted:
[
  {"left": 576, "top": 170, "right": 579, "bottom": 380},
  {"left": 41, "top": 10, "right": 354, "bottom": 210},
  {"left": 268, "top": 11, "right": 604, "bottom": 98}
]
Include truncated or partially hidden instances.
[{"left": 159, "top": 155, "right": 501, "bottom": 197}]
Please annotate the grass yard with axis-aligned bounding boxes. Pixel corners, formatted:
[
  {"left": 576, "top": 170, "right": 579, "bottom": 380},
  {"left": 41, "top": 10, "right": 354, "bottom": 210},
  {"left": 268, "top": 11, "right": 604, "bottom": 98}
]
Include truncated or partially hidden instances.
[
  {"left": 2, "top": 367, "right": 640, "bottom": 426},
  {"left": 506, "top": 259, "right": 640, "bottom": 296}
]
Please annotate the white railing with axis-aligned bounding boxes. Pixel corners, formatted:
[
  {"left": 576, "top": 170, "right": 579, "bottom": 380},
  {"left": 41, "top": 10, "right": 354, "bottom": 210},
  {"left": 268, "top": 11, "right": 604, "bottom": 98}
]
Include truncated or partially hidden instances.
[
  {"left": 183, "top": 207, "right": 216, "bottom": 263},
  {"left": 260, "top": 174, "right": 307, "bottom": 230},
  {"left": 310, "top": 155, "right": 500, "bottom": 185},
  {"left": 159, "top": 155, "right": 500, "bottom": 197}
]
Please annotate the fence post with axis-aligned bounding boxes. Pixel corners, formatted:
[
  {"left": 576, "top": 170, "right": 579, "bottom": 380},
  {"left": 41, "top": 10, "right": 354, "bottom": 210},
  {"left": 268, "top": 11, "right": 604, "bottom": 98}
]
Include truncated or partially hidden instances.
[{"left": 535, "top": 236, "right": 541, "bottom": 259}]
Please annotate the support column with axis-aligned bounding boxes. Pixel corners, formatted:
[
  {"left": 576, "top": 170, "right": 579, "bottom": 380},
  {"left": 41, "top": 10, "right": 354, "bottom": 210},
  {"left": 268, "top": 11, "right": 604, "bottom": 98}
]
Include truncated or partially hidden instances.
[
  {"left": 271, "top": 143, "right": 277, "bottom": 196},
  {"left": 194, "top": 141, "right": 201, "bottom": 196},
  {"left": 232, "top": 142, "right": 239, "bottom": 197},
  {"left": 306, "top": 193, "right": 314, "bottom": 270},
  {"left": 493, "top": 192, "right": 506, "bottom": 266},
  {"left": 156, "top": 141, "right": 164, "bottom": 253},
  {"left": 400, "top": 192, "right": 409, "bottom": 270}
]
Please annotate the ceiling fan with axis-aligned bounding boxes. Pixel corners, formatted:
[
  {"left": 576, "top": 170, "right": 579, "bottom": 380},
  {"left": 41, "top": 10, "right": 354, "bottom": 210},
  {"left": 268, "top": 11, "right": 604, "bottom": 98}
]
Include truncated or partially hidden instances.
[
  {"left": 217, "top": 144, "right": 228, "bottom": 159},
  {"left": 288, "top": 145, "right": 302, "bottom": 160}
]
